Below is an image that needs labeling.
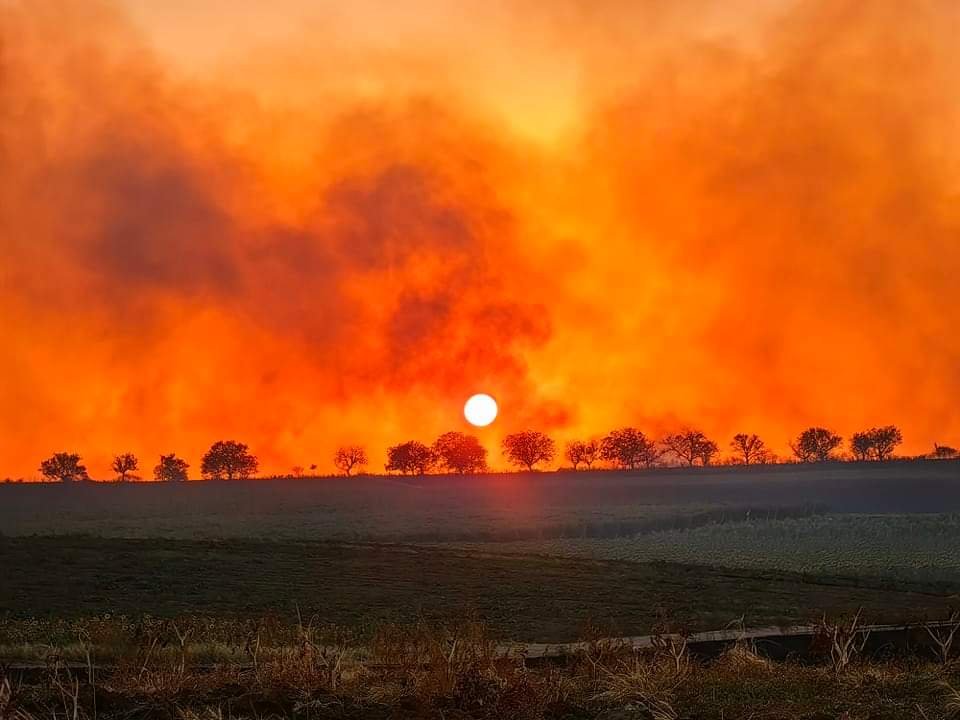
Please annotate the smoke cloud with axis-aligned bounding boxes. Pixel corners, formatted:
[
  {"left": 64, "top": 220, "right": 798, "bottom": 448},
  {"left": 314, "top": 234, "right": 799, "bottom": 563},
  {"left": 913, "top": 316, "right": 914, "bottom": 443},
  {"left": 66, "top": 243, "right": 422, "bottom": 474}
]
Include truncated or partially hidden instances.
[{"left": 1, "top": 0, "right": 958, "bottom": 475}]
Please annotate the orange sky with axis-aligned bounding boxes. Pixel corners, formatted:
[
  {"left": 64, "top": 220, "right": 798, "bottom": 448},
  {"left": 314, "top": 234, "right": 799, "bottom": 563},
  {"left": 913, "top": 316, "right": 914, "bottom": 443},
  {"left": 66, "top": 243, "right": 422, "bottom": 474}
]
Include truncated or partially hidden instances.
[{"left": 2, "top": 0, "right": 959, "bottom": 477}]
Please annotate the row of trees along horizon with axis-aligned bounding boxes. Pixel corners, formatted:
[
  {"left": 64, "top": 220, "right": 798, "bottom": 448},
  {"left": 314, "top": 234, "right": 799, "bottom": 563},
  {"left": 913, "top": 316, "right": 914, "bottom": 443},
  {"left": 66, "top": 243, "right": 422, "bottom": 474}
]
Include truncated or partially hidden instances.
[{"left": 17, "top": 426, "right": 960, "bottom": 483}]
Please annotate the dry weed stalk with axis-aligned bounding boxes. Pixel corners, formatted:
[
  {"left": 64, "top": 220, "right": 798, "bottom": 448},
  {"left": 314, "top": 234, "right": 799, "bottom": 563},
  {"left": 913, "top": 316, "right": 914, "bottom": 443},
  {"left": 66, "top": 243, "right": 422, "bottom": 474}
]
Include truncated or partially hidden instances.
[
  {"left": 171, "top": 621, "right": 191, "bottom": 677},
  {"left": 926, "top": 611, "right": 960, "bottom": 664},
  {"left": 651, "top": 633, "right": 690, "bottom": 676},
  {"left": 817, "top": 608, "right": 870, "bottom": 674}
]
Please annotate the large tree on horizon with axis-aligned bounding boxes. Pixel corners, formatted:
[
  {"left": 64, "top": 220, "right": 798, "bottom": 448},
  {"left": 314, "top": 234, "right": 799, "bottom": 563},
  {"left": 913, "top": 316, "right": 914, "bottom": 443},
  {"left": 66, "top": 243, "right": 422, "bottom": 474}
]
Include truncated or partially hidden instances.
[
  {"left": 502, "top": 431, "right": 556, "bottom": 472},
  {"left": 333, "top": 445, "right": 368, "bottom": 476},
  {"left": 663, "top": 430, "right": 719, "bottom": 466},
  {"left": 200, "top": 441, "right": 259, "bottom": 481},
  {"left": 790, "top": 427, "right": 842, "bottom": 463},
  {"left": 39, "top": 452, "right": 90, "bottom": 483},
  {"left": 599, "top": 428, "right": 659, "bottom": 470},
  {"left": 154, "top": 454, "right": 190, "bottom": 482},
  {"left": 111, "top": 453, "right": 139, "bottom": 482},
  {"left": 730, "top": 433, "right": 768, "bottom": 465},
  {"left": 432, "top": 431, "right": 487, "bottom": 474},
  {"left": 385, "top": 441, "right": 436, "bottom": 475}
]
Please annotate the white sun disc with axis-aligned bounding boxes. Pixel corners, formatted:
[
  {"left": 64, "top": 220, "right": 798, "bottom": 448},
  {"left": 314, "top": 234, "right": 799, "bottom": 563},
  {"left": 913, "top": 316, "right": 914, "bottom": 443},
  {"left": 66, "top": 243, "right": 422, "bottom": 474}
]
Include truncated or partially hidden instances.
[{"left": 464, "top": 393, "right": 498, "bottom": 427}]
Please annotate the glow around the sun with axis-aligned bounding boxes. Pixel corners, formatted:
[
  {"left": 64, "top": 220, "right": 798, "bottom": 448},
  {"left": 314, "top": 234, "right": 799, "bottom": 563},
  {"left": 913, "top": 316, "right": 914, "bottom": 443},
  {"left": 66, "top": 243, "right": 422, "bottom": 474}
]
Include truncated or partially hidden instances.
[{"left": 464, "top": 393, "right": 498, "bottom": 427}]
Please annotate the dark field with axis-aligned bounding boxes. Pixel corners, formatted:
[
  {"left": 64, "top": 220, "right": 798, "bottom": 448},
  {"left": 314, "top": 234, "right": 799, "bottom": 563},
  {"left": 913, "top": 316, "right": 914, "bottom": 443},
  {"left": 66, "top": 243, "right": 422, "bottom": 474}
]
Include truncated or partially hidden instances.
[
  {"left": 3, "top": 461, "right": 959, "bottom": 541},
  {"left": 4, "top": 462, "right": 960, "bottom": 719},
  {"left": 2, "top": 461, "right": 960, "bottom": 643},
  {"left": 3, "top": 536, "right": 958, "bottom": 641}
]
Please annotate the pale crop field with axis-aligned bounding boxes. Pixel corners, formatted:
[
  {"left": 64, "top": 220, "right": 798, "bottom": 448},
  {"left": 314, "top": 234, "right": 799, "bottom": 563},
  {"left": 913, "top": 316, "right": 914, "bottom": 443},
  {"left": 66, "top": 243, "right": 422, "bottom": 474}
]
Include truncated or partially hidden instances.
[{"left": 461, "top": 513, "right": 960, "bottom": 583}]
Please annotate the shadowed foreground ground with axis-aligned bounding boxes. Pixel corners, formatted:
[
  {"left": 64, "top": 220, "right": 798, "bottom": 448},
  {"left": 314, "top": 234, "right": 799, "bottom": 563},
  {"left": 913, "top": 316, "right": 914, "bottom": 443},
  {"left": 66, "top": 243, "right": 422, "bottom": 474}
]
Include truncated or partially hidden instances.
[{"left": 3, "top": 536, "right": 957, "bottom": 641}]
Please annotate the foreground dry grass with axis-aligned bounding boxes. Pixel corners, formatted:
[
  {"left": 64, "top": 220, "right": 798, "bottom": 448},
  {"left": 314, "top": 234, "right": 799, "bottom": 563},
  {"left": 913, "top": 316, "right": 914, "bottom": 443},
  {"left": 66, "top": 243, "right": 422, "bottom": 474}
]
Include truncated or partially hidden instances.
[{"left": 3, "top": 618, "right": 960, "bottom": 720}]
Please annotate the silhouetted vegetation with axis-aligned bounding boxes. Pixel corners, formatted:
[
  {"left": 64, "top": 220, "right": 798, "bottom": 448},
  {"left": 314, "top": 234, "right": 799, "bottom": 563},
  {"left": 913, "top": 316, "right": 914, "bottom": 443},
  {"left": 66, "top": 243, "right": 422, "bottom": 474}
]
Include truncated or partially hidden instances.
[
  {"left": 38, "top": 452, "right": 89, "bottom": 483},
  {"left": 599, "top": 428, "right": 659, "bottom": 469},
  {"left": 502, "top": 431, "right": 555, "bottom": 471},
  {"left": 333, "top": 445, "right": 368, "bottom": 476},
  {"left": 432, "top": 431, "right": 487, "bottom": 474},
  {"left": 848, "top": 425, "right": 902, "bottom": 461},
  {"left": 22, "top": 422, "right": 959, "bottom": 481},
  {"left": 730, "top": 433, "right": 768, "bottom": 465},
  {"left": 934, "top": 443, "right": 958, "bottom": 459},
  {"left": 153, "top": 454, "right": 189, "bottom": 482},
  {"left": 385, "top": 441, "right": 436, "bottom": 475},
  {"left": 200, "top": 441, "right": 258, "bottom": 481},
  {"left": 110, "top": 453, "right": 139, "bottom": 482},
  {"left": 663, "top": 430, "right": 719, "bottom": 466},
  {"left": 565, "top": 439, "right": 599, "bottom": 469},
  {"left": 791, "top": 427, "right": 843, "bottom": 462}
]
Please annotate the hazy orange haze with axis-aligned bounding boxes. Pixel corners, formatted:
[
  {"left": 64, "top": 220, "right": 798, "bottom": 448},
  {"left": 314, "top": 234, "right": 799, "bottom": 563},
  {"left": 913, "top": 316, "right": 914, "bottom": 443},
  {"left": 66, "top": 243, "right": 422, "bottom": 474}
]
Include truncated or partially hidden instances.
[{"left": 2, "top": 0, "right": 959, "bottom": 477}]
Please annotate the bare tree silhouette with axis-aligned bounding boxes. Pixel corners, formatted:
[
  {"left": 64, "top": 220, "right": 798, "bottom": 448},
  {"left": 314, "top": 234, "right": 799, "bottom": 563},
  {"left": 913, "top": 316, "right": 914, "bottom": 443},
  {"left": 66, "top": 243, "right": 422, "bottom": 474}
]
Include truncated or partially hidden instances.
[
  {"left": 333, "top": 446, "right": 368, "bottom": 476},
  {"left": 790, "top": 427, "right": 842, "bottom": 462},
  {"left": 663, "top": 430, "right": 718, "bottom": 466},
  {"left": 502, "top": 431, "right": 555, "bottom": 471},
  {"left": 39, "top": 452, "right": 90, "bottom": 483},
  {"left": 565, "top": 439, "right": 599, "bottom": 470},
  {"left": 599, "top": 428, "right": 659, "bottom": 469},
  {"left": 154, "top": 454, "right": 189, "bottom": 482},
  {"left": 385, "top": 441, "right": 436, "bottom": 475},
  {"left": 200, "top": 441, "right": 259, "bottom": 480},
  {"left": 111, "top": 453, "right": 139, "bottom": 482},
  {"left": 730, "top": 433, "right": 767, "bottom": 465},
  {"left": 433, "top": 432, "right": 487, "bottom": 474}
]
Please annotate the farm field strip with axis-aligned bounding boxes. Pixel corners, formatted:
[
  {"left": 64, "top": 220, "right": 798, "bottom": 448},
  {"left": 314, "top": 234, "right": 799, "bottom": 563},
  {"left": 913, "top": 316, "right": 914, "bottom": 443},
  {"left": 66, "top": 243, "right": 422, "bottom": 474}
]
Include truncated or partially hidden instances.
[{"left": 456, "top": 513, "right": 960, "bottom": 583}]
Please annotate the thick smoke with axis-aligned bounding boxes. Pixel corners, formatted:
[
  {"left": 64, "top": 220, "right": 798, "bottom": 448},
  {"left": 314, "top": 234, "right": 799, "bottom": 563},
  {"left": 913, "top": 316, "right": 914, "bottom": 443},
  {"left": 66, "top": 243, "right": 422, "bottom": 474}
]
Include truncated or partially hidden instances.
[{"left": 1, "top": 0, "right": 959, "bottom": 475}]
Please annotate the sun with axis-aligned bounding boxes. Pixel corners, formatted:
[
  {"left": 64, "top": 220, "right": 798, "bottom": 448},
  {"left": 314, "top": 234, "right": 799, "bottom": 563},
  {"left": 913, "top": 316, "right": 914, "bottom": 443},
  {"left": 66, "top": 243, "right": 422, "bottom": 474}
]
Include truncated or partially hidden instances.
[{"left": 464, "top": 393, "right": 498, "bottom": 427}]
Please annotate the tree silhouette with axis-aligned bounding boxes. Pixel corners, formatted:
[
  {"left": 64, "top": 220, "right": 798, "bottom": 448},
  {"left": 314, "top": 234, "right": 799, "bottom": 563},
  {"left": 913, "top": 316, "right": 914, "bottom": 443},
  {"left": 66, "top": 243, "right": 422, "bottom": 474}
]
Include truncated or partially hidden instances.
[
  {"left": 870, "top": 425, "right": 902, "bottom": 461},
  {"left": 291, "top": 466, "right": 305, "bottom": 478},
  {"left": 790, "top": 427, "right": 842, "bottom": 462},
  {"left": 730, "top": 433, "right": 767, "bottom": 465},
  {"left": 502, "top": 431, "right": 556, "bottom": 471},
  {"left": 154, "top": 454, "right": 189, "bottom": 482},
  {"left": 333, "top": 445, "right": 368, "bottom": 476},
  {"left": 599, "top": 428, "right": 659, "bottom": 469},
  {"left": 663, "top": 430, "right": 718, "bottom": 466},
  {"left": 565, "top": 439, "right": 599, "bottom": 470},
  {"left": 433, "top": 431, "right": 487, "bottom": 474},
  {"left": 385, "top": 441, "right": 436, "bottom": 475},
  {"left": 111, "top": 453, "right": 139, "bottom": 482},
  {"left": 850, "top": 431, "right": 874, "bottom": 461},
  {"left": 39, "top": 453, "right": 90, "bottom": 483},
  {"left": 851, "top": 425, "right": 902, "bottom": 461},
  {"left": 200, "top": 441, "right": 259, "bottom": 480}
]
